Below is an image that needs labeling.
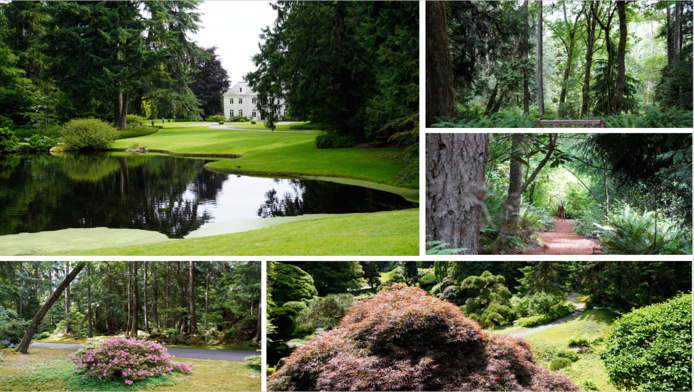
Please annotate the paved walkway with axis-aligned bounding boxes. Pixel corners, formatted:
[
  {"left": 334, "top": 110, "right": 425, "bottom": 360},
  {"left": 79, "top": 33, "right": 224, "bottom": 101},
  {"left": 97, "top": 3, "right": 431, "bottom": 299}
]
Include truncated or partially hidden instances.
[
  {"left": 523, "top": 218, "right": 603, "bottom": 255},
  {"left": 507, "top": 292, "right": 586, "bottom": 338},
  {"left": 29, "top": 342, "right": 258, "bottom": 361}
]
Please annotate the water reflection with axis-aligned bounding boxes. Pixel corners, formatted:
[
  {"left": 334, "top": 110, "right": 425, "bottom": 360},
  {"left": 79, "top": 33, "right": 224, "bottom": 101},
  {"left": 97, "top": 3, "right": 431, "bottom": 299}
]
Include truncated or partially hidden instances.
[{"left": 0, "top": 154, "right": 416, "bottom": 238}]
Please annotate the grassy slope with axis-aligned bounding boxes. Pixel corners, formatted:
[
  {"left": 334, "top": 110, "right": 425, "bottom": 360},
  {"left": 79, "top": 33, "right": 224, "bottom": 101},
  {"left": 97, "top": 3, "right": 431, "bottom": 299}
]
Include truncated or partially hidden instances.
[
  {"left": 0, "top": 348, "right": 260, "bottom": 391},
  {"left": 48, "top": 209, "right": 418, "bottom": 256},
  {"left": 112, "top": 125, "right": 414, "bottom": 187},
  {"left": 517, "top": 309, "right": 620, "bottom": 391}
]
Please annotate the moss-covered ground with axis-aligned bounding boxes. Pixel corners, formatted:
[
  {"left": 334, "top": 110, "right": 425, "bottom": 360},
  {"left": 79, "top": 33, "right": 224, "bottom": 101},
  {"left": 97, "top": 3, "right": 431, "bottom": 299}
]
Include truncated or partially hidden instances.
[{"left": 0, "top": 348, "right": 260, "bottom": 391}]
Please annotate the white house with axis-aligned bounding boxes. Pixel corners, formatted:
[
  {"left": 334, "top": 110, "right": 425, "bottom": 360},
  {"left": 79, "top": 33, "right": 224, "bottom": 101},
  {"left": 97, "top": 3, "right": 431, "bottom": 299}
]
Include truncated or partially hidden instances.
[{"left": 222, "top": 81, "right": 287, "bottom": 121}]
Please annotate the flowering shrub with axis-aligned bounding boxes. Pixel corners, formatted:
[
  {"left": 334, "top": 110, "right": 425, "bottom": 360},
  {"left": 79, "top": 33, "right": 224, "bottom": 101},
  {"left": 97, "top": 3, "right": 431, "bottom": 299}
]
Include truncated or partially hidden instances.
[
  {"left": 268, "top": 285, "right": 579, "bottom": 391},
  {"left": 72, "top": 337, "right": 193, "bottom": 385}
]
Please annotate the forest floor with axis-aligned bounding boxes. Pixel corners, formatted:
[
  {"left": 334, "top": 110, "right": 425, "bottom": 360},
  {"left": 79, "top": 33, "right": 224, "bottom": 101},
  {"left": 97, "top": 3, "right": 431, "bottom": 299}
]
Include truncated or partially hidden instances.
[
  {"left": 523, "top": 218, "right": 603, "bottom": 255},
  {"left": 0, "top": 348, "right": 261, "bottom": 391}
]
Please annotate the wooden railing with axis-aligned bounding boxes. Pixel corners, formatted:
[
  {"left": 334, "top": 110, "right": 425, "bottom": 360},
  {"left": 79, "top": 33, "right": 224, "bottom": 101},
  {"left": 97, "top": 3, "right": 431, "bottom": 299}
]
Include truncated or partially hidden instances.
[{"left": 536, "top": 119, "right": 604, "bottom": 128}]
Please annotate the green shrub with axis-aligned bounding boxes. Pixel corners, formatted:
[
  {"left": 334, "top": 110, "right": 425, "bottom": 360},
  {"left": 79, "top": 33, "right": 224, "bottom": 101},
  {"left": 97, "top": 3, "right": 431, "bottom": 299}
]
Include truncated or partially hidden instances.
[
  {"left": 418, "top": 273, "right": 437, "bottom": 290},
  {"left": 519, "top": 204, "right": 553, "bottom": 231},
  {"left": 251, "top": 120, "right": 257, "bottom": 124},
  {"left": 595, "top": 205, "right": 691, "bottom": 255},
  {"left": 0, "top": 127, "right": 20, "bottom": 153},
  {"left": 581, "top": 380, "right": 599, "bottom": 391},
  {"left": 206, "top": 115, "right": 225, "bottom": 122},
  {"left": 512, "top": 292, "right": 560, "bottom": 318},
  {"left": 218, "top": 120, "right": 225, "bottom": 125},
  {"left": 297, "top": 293, "right": 355, "bottom": 331},
  {"left": 0, "top": 307, "right": 29, "bottom": 347},
  {"left": 567, "top": 336, "right": 602, "bottom": 347},
  {"left": 244, "top": 355, "right": 261, "bottom": 372},
  {"left": 282, "top": 301, "right": 309, "bottom": 314},
  {"left": 315, "top": 131, "right": 357, "bottom": 149},
  {"left": 268, "top": 306, "right": 297, "bottom": 342},
  {"left": 229, "top": 115, "right": 248, "bottom": 122},
  {"left": 26, "top": 134, "right": 59, "bottom": 153},
  {"left": 272, "top": 263, "right": 318, "bottom": 304},
  {"left": 555, "top": 349, "right": 579, "bottom": 362},
  {"left": 35, "top": 331, "right": 51, "bottom": 340},
  {"left": 0, "top": 114, "right": 13, "bottom": 129},
  {"left": 126, "top": 114, "right": 146, "bottom": 126},
  {"left": 60, "top": 118, "right": 118, "bottom": 151},
  {"left": 515, "top": 302, "right": 576, "bottom": 327},
  {"left": 601, "top": 294, "right": 692, "bottom": 392},
  {"left": 549, "top": 357, "right": 572, "bottom": 371}
]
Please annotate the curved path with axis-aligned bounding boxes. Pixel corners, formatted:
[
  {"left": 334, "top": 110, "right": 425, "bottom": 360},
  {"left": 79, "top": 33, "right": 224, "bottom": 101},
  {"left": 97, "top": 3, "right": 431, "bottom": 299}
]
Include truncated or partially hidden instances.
[
  {"left": 523, "top": 217, "right": 602, "bottom": 255},
  {"left": 507, "top": 292, "right": 586, "bottom": 338},
  {"left": 29, "top": 342, "right": 258, "bottom": 361}
]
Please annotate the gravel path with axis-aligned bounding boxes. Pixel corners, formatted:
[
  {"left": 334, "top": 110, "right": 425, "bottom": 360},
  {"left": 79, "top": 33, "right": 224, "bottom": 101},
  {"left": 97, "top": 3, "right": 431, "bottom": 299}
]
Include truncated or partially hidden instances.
[
  {"left": 523, "top": 217, "right": 603, "bottom": 255},
  {"left": 29, "top": 342, "right": 258, "bottom": 361},
  {"left": 507, "top": 292, "right": 586, "bottom": 338}
]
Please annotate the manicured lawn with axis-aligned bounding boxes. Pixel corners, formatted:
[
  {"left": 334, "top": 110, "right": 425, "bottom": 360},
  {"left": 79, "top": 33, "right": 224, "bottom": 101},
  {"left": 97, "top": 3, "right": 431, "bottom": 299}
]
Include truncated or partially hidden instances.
[
  {"left": 518, "top": 309, "right": 621, "bottom": 391},
  {"left": 47, "top": 209, "right": 419, "bottom": 256},
  {"left": 0, "top": 348, "right": 260, "bottom": 391},
  {"left": 112, "top": 124, "right": 414, "bottom": 187},
  {"left": 225, "top": 121, "right": 321, "bottom": 131}
]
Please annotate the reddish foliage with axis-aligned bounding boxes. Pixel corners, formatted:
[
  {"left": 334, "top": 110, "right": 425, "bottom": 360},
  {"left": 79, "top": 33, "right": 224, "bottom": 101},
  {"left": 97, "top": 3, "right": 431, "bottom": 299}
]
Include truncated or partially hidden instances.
[{"left": 268, "top": 286, "right": 579, "bottom": 391}]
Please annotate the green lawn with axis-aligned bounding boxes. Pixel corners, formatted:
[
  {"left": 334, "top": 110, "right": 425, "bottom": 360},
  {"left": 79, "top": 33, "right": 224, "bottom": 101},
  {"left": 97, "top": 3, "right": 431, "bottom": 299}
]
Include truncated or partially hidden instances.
[
  {"left": 0, "top": 348, "right": 260, "bottom": 391},
  {"left": 225, "top": 121, "right": 320, "bottom": 131},
  {"left": 517, "top": 309, "right": 621, "bottom": 391},
  {"left": 46, "top": 209, "right": 419, "bottom": 256},
  {"left": 113, "top": 124, "right": 414, "bottom": 187}
]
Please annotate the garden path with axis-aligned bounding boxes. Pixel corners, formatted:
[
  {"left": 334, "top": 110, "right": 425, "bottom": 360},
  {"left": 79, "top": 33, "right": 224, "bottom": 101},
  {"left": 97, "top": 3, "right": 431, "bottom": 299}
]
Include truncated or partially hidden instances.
[
  {"left": 522, "top": 217, "right": 602, "bottom": 255},
  {"left": 507, "top": 292, "right": 586, "bottom": 338},
  {"left": 29, "top": 343, "right": 258, "bottom": 361}
]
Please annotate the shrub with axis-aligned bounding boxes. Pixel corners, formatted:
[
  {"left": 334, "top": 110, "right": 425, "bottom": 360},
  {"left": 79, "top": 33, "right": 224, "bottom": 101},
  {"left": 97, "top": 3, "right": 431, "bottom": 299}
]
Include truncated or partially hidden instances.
[
  {"left": 380, "top": 271, "right": 405, "bottom": 287},
  {"left": 126, "top": 114, "right": 146, "bottom": 126},
  {"left": 251, "top": 120, "right": 257, "bottom": 124},
  {"left": 267, "top": 286, "right": 579, "bottom": 391},
  {"left": 296, "top": 294, "right": 355, "bottom": 332},
  {"left": 549, "top": 357, "right": 572, "bottom": 371},
  {"left": 206, "top": 115, "right": 225, "bottom": 122},
  {"left": 60, "top": 118, "right": 118, "bottom": 151},
  {"left": 581, "top": 380, "right": 599, "bottom": 391},
  {"left": 0, "top": 114, "right": 13, "bottom": 129},
  {"left": 314, "top": 131, "right": 356, "bottom": 149},
  {"left": 601, "top": 294, "right": 692, "bottom": 392},
  {"left": 0, "top": 307, "right": 29, "bottom": 348},
  {"left": 282, "top": 301, "right": 309, "bottom": 315},
  {"left": 26, "top": 134, "right": 59, "bottom": 153},
  {"left": 460, "top": 271, "right": 513, "bottom": 327},
  {"left": 268, "top": 306, "right": 297, "bottom": 342},
  {"left": 0, "top": 127, "right": 20, "bottom": 154},
  {"left": 418, "top": 272, "right": 437, "bottom": 291},
  {"left": 515, "top": 302, "right": 576, "bottom": 328},
  {"left": 512, "top": 291, "right": 561, "bottom": 318},
  {"left": 272, "top": 263, "right": 318, "bottom": 305},
  {"left": 229, "top": 115, "right": 248, "bottom": 122},
  {"left": 218, "top": 120, "right": 225, "bottom": 125},
  {"left": 36, "top": 331, "right": 51, "bottom": 340},
  {"left": 72, "top": 337, "right": 193, "bottom": 385},
  {"left": 595, "top": 205, "right": 691, "bottom": 255},
  {"left": 244, "top": 355, "right": 261, "bottom": 372},
  {"left": 555, "top": 349, "right": 579, "bottom": 362}
]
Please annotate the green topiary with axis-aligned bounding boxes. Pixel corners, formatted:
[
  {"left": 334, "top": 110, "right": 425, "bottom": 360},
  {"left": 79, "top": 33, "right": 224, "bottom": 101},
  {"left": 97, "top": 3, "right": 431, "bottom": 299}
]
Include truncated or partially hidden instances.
[
  {"left": 271, "top": 263, "right": 318, "bottom": 305},
  {"left": 549, "top": 357, "right": 572, "bottom": 371},
  {"left": 315, "top": 131, "right": 357, "bottom": 149},
  {"left": 60, "top": 118, "right": 118, "bottom": 151},
  {"left": 601, "top": 294, "right": 692, "bottom": 392},
  {"left": 0, "top": 127, "right": 20, "bottom": 154}
]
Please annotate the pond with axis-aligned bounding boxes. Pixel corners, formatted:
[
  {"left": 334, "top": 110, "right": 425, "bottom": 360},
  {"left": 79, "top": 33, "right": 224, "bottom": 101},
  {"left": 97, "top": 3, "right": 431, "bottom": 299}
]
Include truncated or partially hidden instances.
[{"left": 0, "top": 154, "right": 417, "bottom": 238}]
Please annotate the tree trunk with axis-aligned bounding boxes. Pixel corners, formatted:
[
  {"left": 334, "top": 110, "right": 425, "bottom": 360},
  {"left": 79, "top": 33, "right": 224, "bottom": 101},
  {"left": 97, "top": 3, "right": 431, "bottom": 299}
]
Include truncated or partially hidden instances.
[
  {"left": 130, "top": 261, "right": 138, "bottom": 337},
  {"left": 506, "top": 133, "right": 525, "bottom": 229},
  {"left": 188, "top": 261, "right": 197, "bottom": 335},
  {"left": 581, "top": 3, "right": 597, "bottom": 116},
  {"left": 484, "top": 84, "right": 499, "bottom": 116},
  {"left": 16, "top": 262, "right": 87, "bottom": 354},
  {"left": 426, "top": 133, "right": 490, "bottom": 255},
  {"left": 152, "top": 263, "right": 158, "bottom": 329},
  {"left": 204, "top": 267, "right": 210, "bottom": 330},
  {"left": 613, "top": 0, "right": 627, "bottom": 114},
  {"left": 666, "top": 6, "right": 672, "bottom": 72},
  {"left": 593, "top": 1, "right": 615, "bottom": 114},
  {"left": 522, "top": 0, "right": 530, "bottom": 114},
  {"left": 87, "top": 263, "right": 92, "bottom": 338},
  {"left": 425, "top": 1, "right": 455, "bottom": 126},
  {"left": 673, "top": 2, "right": 681, "bottom": 64},
  {"left": 18, "top": 262, "right": 23, "bottom": 319},
  {"left": 537, "top": 1, "right": 545, "bottom": 115},
  {"left": 144, "top": 261, "right": 149, "bottom": 332},
  {"left": 63, "top": 262, "right": 72, "bottom": 335},
  {"left": 165, "top": 263, "right": 170, "bottom": 328}
]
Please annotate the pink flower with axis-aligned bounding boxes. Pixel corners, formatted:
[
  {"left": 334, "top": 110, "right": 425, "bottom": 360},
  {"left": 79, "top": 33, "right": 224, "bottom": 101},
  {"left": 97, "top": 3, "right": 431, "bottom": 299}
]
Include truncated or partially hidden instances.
[{"left": 125, "top": 380, "right": 133, "bottom": 385}]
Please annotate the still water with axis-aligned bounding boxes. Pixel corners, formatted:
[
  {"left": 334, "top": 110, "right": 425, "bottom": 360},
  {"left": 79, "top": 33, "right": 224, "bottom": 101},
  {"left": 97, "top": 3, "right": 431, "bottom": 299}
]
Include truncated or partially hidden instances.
[{"left": 0, "top": 154, "right": 416, "bottom": 238}]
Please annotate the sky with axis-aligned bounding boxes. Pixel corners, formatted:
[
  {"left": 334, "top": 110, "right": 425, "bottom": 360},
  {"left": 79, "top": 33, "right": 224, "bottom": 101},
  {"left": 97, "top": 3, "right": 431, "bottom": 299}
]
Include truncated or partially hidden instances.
[{"left": 189, "top": 1, "right": 277, "bottom": 87}]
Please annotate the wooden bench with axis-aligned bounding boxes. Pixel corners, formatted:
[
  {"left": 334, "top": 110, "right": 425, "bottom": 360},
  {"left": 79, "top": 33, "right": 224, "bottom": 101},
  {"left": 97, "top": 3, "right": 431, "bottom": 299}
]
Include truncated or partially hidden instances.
[{"left": 536, "top": 119, "right": 604, "bottom": 128}]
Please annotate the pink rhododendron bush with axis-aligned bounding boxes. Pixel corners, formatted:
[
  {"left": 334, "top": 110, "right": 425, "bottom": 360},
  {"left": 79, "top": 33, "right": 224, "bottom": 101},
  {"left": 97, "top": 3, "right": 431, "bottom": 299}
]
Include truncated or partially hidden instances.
[
  {"left": 71, "top": 337, "right": 193, "bottom": 385},
  {"left": 268, "top": 285, "right": 579, "bottom": 391}
]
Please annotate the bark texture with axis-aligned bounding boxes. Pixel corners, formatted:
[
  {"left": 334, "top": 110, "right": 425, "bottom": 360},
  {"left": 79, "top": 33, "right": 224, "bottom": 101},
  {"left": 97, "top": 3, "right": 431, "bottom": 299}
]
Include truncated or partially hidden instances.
[
  {"left": 426, "top": 133, "right": 490, "bottom": 254},
  {"left": 426, "top": 1, "right": 455, "bottom": 126}
]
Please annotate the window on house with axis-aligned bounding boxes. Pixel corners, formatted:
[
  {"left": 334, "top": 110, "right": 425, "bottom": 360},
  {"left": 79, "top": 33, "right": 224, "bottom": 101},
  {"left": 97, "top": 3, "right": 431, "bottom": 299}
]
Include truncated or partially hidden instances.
[
  {"left": 239, "top": 98, "right": 243, "bottom": 104},
  {"left": 230, "top": 110, "right": 234, "bottom": 117},
  {"left": 252, "top": 111, "right": 257, "bottom": 118},
  {"left": 230, "top": 98, "right": 234, "bottom": 104},
  {"left": 240, "top": 88, "right": 243, "bottom": 93},
  {"left": 239, "top": 109, "right": 243, "bottom": 117},
  {"left": 252, "top": 98, "right": 257, "bottom": 104}
]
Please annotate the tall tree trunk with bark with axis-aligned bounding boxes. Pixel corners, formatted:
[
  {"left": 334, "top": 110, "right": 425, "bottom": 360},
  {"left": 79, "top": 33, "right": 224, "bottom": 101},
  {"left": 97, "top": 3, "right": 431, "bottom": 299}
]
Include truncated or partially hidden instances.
[
  {"left": 152, "top": 263, "right": 158, "bottom": 329},
  {"left": 87, "top": 263, "right": 92, "bottom": 338},
  {"left": 593, "top": 0, "right": 616, "bottom": 114},
  {"left": 204, "top": 267, "right": 210, "bottom": 330},
  {"left": 130, "top": 261, "right": 138, "bottom": 337},
  {"left": 426, "top": 133, "right": 490, "bottom": 255},
  {"left": 144, "top": 261, "right": 149, "bottom": 332},
  {"left": 523, "top": 0, "right": 530, "bottom": 114},
  {"left": 582, "top": 3, "right": 598, "bottom": 116},
  {"left": 18, "top": 262, "right": 23, "bottom": 319},
  {"left": 165, "top": 263, "right": 170, "bottom": 328},
  {"left": 613, "top": 0, "right": 627, "bottom": 114},
  {"left": 63, "top": 262, "right": 72, "bottom": 335},
  {"left": 16, "top": 262, "right": 87, "bottom": 354},
  {"left": 426, "top": 1, "right": 455, "bottom": 126},
  {"left": 537, "top": 1, "right": 545, "bottom": 115},
  {"left": 188, "top": 261, "right": 197, "bottom": 335}
]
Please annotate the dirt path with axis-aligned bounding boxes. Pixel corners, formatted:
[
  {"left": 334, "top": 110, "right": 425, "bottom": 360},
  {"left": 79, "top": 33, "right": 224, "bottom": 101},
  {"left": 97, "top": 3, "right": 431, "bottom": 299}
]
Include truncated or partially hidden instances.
[
  {"left": 507, "top": 292, "right": 586, "bottom": 338},
  {"left": 29, "top": 343, "right": 258, "bottom": 361},
  {"left": 523, "top": 217, "right": 602, "bottom": 255}
]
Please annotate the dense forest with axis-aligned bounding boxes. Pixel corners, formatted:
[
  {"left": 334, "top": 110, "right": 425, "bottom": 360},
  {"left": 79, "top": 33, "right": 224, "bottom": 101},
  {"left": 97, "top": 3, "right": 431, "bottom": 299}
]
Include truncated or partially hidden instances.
[
  {"left": 0, "top": 261, "right": 260, "bottom": 350},
  {"left": 267, "top": 261, "right": 691, "bottom": 391},
  {"left": 427, "top": 0, "right": 693, "bottom": 127},
  {"left": 0, "top": 1, "right": 230, "bottom": 134},
  {"left": 427, "top": 133, "right": 692, "bottom": 255}
]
